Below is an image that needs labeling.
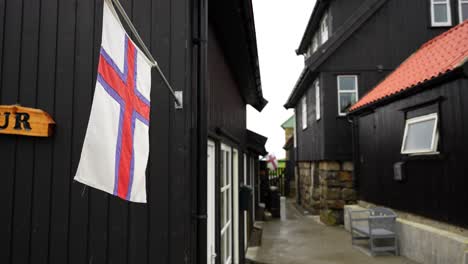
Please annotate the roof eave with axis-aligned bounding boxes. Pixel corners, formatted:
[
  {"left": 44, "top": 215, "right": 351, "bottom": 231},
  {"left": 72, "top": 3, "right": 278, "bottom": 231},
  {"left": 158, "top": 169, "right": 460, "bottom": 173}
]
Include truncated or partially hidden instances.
[
  {"left": 287, "top": 0, "right": 388, "bottom": 109},
  {"left": 297, "top": 0, "right": 330, "bottom": 55},
  {"left": 242, "top": 0, "right": 268, "bottom": 112},
  {"left": 349, "top": 66, "right": 466, "bottom": 115},
  {"left": 284, "top": 68, "right": 311, "bottom": 109}
]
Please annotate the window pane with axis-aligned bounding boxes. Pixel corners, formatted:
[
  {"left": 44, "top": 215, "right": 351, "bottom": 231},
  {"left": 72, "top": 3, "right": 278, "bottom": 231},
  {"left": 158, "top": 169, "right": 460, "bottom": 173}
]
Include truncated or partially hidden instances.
[
  {"left": 227, "top": 189, "right": 231, "bottom": 222},
  {"left": 228, "top": 226, "right": 232, "bottom": 260},
  {"left": 227, "top": 152, "right": 231, "bottom": 185},
  {"left": 462, "top": 3, "right": 468, "bottom": 21},
  {"left": 404, "top": 119, "right": 436, "bottom": 151},
  {"left": 302, "top": 96, "right": 307, "bottom": 128},
  {"left": 312, "top": 36, "right": 318, "bottom": 52},
  {"left": 221, "top": 191, "right": 225, "bottom": 226},
  {"left": 220, "top": 150, "right": 225, "bottom": 187},
  {"left": 321, "top": 15, "right": 329, "bottom": 43},
  {"left": 221, "top": 232, "right": 226, "bottom": 264},
  {"left": 339, "top": 92, "right": 357, "bottom": 114},
  {"left": 434, "top": 4, "right": 448, "bottom": 23},
  {"left": 338, "top": 76, "right": 356, "bottom": 91}
]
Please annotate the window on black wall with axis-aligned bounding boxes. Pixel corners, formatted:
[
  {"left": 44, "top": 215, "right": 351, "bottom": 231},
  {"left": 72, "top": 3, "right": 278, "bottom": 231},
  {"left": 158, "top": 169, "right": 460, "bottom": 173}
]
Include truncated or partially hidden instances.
[
  {"left": 401, "top": 113, "right": 439, "bottom": 155},
  {"left": 430, "top": 0, "right": 453, "bottom": 26},
  {"left": 302, "top": 96, "right": 307, "bottom": 130},
  {"left": 320, "top": 14, "right": 329, "bottom": 44},
  {"left": 459, "top": 0, "right": 468, "bottom": 22},
  {"left": 401, "top": 103, "right": 440, "bottom": 155},
  {"left": 337, "top": 75, "right": 359, "bottom": 116}
]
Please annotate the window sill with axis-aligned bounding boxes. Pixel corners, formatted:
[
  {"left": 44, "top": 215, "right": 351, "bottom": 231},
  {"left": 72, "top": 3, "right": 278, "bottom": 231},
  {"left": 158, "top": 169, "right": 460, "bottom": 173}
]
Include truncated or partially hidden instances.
[
  {"left": 430, "top": 24, "right": 452, "bottom": 28},
  {"left": 402, "top": 153, "right": 446, "bottom": 161}
]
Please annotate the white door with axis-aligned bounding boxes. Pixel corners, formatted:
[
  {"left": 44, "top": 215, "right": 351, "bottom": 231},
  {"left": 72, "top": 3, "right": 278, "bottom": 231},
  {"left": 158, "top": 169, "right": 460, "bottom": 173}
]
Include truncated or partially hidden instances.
[
  {"left": 243, "top": 154, "right": 248, "bottom": 250},
  {"left": 220, "top": 144, "right": 232, "bottom": 264},
  {"left": 232, "top": 149, "right": 239, "bottom": 264},
  {"left": 207, "top": 141, "right": 216, "bottom": 264},
  {"left": 250, "top": 157, "right": 256, "bottom": 224}
]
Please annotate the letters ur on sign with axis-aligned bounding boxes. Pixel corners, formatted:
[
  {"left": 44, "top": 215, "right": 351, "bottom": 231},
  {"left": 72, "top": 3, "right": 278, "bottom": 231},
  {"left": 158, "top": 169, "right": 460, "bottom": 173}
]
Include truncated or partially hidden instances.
[{"left": 0, "top": 105, "right": 55, "bottom": 137}]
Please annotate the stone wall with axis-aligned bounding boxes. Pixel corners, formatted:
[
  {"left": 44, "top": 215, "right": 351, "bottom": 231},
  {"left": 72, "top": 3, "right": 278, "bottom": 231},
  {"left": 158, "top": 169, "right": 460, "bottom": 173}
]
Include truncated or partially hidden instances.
[
  {"left": 319, "top": 161, "right": 356, "bottom": 225},
  {"left": 297, "top": 160, "right": 357, "bottom": 225},
  {"left": 297, "top": 161, "right": 318, "bottom": 214}
]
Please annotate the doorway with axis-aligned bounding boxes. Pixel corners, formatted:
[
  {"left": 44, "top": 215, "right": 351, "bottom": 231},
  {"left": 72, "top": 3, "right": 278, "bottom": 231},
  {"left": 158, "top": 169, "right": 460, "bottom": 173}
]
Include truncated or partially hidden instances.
[{"left": 207, "top": 141, "right": 216, "bottom": 264}]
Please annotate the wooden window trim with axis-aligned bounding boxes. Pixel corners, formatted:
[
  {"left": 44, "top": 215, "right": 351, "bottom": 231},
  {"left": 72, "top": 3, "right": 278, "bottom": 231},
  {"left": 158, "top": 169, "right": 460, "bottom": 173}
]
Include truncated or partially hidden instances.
[
  {"left": 401, "top": 113, "right": 439, "bottom": 155},
  {"left": 302, "top": 96, "right": 308, "bottom": 130},
  {"left": 315, "top": 80, "right": 321, "bottom": 121},
  {"left": 459, "top": 0, "right": 468, "bottom": 23},
  {"left": 430, "top": 0, "right": 453, "bottom": 27},
  {"left": 320, "top": 14, "right": 329, "bottom": 44},
  {"left": 337, "top": 75, "right": 359, "bottom": 116}
]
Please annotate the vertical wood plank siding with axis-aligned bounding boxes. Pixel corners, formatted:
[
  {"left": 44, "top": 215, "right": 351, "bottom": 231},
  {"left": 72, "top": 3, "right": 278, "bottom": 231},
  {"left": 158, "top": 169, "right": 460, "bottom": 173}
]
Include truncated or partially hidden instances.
[
  {"left": 355, "top": 79, "right": 468, "bottom": 228},
  {"left": 294, "top": 0, "right": 454, "bottom": 162},
  {"left": 0, "top": 0, "right": 193, "bottom": 263},
  {"left": 207, "top": 25, "right": 247, "bottom": 146}
]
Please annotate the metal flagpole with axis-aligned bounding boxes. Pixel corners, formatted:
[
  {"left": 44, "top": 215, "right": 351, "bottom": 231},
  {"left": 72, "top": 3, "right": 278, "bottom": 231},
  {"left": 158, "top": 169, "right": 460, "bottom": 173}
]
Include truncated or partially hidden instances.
[{"left": 110, "top": 0, "right": 182, "bottom": 107}]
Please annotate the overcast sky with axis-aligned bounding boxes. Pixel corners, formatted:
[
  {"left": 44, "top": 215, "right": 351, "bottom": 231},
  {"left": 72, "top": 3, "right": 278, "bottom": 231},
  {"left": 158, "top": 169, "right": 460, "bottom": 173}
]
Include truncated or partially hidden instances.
[{"left": 248, "top": 0, "right": 316, "bottom": 159}]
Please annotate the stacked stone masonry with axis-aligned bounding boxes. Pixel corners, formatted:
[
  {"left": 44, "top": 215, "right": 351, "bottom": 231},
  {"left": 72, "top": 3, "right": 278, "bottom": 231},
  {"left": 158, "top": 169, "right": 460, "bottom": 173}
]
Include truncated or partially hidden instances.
[{"left": 297, "top": 161, "right": 356, "bottom": 225}]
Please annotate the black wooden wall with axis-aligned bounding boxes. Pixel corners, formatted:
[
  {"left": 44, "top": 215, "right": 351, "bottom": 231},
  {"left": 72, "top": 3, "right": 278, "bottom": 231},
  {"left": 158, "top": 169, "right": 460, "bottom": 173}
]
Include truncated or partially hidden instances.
[
  {"left": 355, "top": 78, "right": 468, "bottom": 228},
  {"left": 207, "top": 22, "right": 251, "bottom": 264},
  {"left": 295, "top": 0, "right": 456, "bottom": 162},
  {"left": 207, "top": 24, "right": 247, "bottom": 146},
  {"left": 294, "top": 73, "right": 324, "bottom": 162},
  {"left": 0, "top": 0, "right": 195, "bottom": 263}
]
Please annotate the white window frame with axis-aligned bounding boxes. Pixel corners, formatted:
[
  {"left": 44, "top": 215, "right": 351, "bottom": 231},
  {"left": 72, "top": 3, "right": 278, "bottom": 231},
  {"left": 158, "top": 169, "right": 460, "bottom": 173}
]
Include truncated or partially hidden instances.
[
  {"left": 301, "top": 96, "right": 308, "bottom": 130},
  {"left": 320, "top": 14, "right": 329, "bottom": 44},
  {"left": 315, "top": 80, "right": 321, "bottom": 121},
  {"left": 293, "top": 110, "right": 297, "bottom": 148},
  {"left": 312, "top": 34, "right": 318, "bottom": 53},
  {"left": 459, "top": 0, "right": 468, "bottom": 23},
  {"left": 337, "top": 75, "right": 359, "bottom": 116},
  {"left": 220, "top": 144, "right": 232, "bottom": 264},
  {"left": 431, "top": 0, "right": 452, "bottom": 27},
  {"left": 401, "top": 113, "right": 439, "bottom": 155}
]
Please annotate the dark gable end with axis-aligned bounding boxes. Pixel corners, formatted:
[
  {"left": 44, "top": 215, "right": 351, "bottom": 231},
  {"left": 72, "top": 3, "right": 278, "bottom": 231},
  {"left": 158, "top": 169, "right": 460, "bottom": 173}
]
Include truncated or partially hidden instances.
[
  {"left": 284, "top": 0, "right": 388, "bottom": 109},
  {"left": 296, "top": 0, "right": 331, "bottom": 55},
  {"left": 209, "top": 0, "right": 268, "bottom": 111}
]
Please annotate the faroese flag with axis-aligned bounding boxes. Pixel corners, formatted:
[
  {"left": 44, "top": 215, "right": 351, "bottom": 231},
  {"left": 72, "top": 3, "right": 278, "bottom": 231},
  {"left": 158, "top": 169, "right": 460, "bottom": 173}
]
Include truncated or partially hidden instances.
[{"left": 75, "top": 0, "right": 152, "bottom": 203}]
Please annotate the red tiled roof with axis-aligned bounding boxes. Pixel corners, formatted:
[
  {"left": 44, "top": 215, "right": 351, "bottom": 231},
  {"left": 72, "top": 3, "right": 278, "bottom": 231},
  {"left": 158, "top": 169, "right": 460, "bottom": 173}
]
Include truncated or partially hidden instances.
[{"left": 350, "top": 20, "right": 468, "bottom": 112}]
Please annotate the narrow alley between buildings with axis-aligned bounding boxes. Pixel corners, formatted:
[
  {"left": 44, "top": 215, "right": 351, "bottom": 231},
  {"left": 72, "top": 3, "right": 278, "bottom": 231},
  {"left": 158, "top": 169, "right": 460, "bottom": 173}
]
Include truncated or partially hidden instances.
[{"left": 246, "top": 200, "right": 417, "bottom": 264}]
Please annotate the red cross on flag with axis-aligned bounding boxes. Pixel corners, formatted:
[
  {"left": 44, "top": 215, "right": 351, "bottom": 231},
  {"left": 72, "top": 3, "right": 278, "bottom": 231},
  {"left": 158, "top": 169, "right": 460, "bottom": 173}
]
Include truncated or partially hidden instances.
[
  {"left": 266, "top": 154, "right": 278, "bottom": 171},
  {"left": 74, "top": 0, "right": 152, "bottom": 203}
]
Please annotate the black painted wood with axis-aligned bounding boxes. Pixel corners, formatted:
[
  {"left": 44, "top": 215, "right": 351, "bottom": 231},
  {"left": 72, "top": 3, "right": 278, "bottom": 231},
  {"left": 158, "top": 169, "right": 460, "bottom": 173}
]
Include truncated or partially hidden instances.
[
  {"left": 207, "top": 25, "right": 247, "bottom": 148},
  {"left": 0, "top": 0, "right": 262, "bottom": 263},
  {"left": 294, "top": 0, "right": 456, "bottom": 162},
  {"left": 0, "top": 0, "right": 193, "bottom": 263},
  {"left": 354, "top": 78, "right": 468, "bottom": 228},
  {"left": 0, "top": 0, "right": 23, "bottom": 262}
]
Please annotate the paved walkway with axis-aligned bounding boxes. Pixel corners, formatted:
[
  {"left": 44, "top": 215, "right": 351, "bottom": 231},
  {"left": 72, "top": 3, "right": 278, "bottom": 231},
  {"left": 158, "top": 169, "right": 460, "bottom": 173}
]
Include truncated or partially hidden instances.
[{"left": 246, "top": 200, "right": 418, "bottom": 264}]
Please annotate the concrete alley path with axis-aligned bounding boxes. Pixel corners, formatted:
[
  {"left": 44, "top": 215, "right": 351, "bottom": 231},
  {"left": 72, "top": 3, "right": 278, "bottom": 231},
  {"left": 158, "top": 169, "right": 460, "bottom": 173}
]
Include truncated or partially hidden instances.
[{"left": 246, "top": 200, "right": 418, "bottom": 264}]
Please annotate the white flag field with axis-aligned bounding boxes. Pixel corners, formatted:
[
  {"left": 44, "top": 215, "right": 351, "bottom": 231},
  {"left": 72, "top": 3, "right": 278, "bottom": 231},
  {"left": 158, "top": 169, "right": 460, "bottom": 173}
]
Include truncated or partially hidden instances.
[{"left": 74, "top": 0, "right": 152, "bottom": 203}]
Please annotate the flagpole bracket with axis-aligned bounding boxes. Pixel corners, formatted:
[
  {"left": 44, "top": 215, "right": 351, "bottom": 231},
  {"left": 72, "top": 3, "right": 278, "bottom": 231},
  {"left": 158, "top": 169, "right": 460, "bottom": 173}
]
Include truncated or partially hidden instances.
[{"left": 175, "top": 91, "right": 183, "bottom": 109}]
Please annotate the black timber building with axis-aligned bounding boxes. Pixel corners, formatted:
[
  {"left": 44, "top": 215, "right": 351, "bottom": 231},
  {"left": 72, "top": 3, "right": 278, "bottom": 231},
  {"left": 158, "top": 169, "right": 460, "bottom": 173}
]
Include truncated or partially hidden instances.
[
  {"left": 0, "top": 1, "right": 267, "bottom": 264},
  {"left": 349, "top": 21, "right": 468, "bottom": 230},
  {"left": 284, "top": 0, "right": 466, "bottom": 223}
]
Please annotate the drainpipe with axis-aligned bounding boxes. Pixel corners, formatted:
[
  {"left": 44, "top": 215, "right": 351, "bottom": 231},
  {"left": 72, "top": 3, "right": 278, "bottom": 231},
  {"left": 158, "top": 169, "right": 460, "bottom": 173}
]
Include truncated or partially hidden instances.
[
  {"left": 347, "top": 115, "right": 359, "bottom": 194},
  {"left": 193, "top": 0, "right": 208, "bottom": 263}
]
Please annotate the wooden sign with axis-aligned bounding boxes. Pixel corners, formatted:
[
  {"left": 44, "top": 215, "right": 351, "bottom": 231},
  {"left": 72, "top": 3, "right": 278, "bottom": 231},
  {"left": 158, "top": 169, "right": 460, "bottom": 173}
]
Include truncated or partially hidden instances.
[{"left": 0, "top": 105, "right": 55, "bottom": 137}]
